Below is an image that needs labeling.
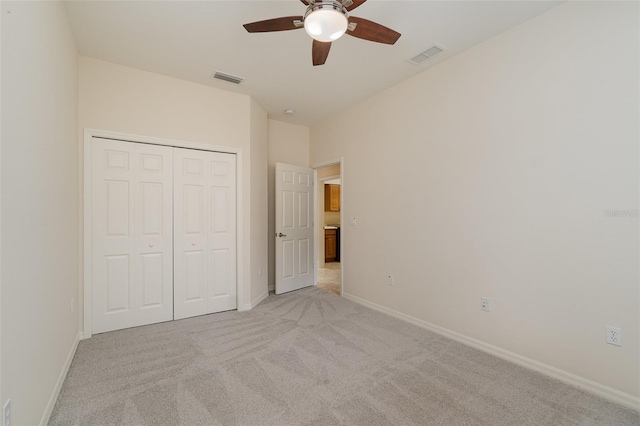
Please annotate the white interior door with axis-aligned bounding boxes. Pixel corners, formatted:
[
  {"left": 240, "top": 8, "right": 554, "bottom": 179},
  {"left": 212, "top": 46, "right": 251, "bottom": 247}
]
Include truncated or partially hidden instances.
[
  {"left": 275, "top": 162, "right": 314, "bottom": 294},
  {"left": 174, "top": 148, "right": 237, "bottom": 320},
  {"left": 91, "top": 138, "right": 173, "bottom": 334}
]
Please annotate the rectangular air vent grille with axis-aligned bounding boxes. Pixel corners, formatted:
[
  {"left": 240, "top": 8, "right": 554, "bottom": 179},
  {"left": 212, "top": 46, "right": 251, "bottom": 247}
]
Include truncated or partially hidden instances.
[
  {"left": 211, "top": 71, "right": 244, "bottom": 85},
  {"left": 408, "top": 45, "right": 444, "bottom": 65}
]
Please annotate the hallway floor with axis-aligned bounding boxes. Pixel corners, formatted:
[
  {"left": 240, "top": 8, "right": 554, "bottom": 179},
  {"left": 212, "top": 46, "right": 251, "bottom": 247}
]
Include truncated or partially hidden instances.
[{"left": 317, "top": 262, "right": 341, "bottom": 296}]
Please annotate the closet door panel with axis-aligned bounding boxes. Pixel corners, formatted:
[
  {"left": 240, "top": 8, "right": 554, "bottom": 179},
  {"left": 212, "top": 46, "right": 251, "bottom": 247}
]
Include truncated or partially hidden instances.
[
  {"left": 140, "top": 253, "right": 163, "bottom": 306},
  {"left": 208, "top": 154, "right": 237, "bottom": 313},
  {"left": 105, "top": 254, "right": 131, "bottom": 312},
  {"left": 133, "top": 143, "right": 174, "bottom": 327},
  {"left": 92, "top": 138, "right": 173, "bottom": 334},
  {"left": 174, "top": 149, "right": 237, "bottom": 319},
  {"left": 92, "top": 141, "right": 135, "bottom": 333},
  {"left": 185, "top": 251, "right": 205, "bottom": 301},
  {"left": 174, "top": 150, "right": 208, "bottom": 320}
]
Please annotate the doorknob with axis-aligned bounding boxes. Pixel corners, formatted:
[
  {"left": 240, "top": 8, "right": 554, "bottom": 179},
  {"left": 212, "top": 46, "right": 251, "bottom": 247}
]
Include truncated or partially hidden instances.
[
  {"left": 277, "top": 233, "right": 287, "bottom": 237},
  {"left": 191, "top": 242, "right": 196, "bottom": 246},
  {"left": 148, "top": 243, "right": 154, "bottom": 248}
]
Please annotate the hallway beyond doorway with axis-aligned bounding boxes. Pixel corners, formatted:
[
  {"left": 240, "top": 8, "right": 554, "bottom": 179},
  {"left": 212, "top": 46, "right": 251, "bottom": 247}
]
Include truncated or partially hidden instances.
[{"left": 318, "top": 262, "right": 341, "bottom": 296}]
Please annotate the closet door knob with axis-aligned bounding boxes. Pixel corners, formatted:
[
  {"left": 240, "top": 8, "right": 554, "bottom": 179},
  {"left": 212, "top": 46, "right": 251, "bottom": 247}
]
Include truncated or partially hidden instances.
[
  {"left": 148, "top": 243, "right": 154, "bottom": 248},
  {"left": 191, "top": 242, "right": 196, "bottom": 246}
]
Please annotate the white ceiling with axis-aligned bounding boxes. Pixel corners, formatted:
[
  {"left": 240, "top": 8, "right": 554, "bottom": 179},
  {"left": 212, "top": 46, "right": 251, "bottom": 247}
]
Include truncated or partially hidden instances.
[{"left": 65, "top": 0, "right": 561, "bottom": 126}]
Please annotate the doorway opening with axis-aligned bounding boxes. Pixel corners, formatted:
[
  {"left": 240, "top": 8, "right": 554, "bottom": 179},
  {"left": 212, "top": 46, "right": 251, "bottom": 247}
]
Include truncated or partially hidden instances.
[{"left": 315, "top": 161, "right": 342, "bottom": 296}]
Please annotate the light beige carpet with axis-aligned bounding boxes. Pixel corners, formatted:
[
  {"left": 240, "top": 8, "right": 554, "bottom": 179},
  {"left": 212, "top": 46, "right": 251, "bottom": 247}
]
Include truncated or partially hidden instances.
[
  {"left": 318, "top": 262, "right": 341, "bottom": 296},
  {"left": 50, "top": 287, "right": 638, "bottom": 425}
]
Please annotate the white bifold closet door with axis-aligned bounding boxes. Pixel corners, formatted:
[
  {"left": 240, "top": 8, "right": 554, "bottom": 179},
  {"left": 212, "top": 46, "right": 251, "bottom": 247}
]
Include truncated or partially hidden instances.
[
  {"left": 91, "top": 138, "right": 174, "bottom": 334},
  {"left": 173, "top": 148, "right": 237, "bottom": 320}
]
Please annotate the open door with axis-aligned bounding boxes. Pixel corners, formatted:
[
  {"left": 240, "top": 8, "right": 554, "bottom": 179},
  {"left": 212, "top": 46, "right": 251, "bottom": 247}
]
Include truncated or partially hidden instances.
[{"left": 275, "top": 162, "right": 315, "bottom": 294}]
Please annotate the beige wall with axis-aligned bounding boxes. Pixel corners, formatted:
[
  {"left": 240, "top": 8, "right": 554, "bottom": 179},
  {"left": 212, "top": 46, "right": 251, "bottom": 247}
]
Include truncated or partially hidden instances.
[
  {"left": 311, "top": 1, "right": 639, "bottom": 400},
  {"left": 0, "top": 2, "right": 3, "bottom": 412},
  {"left": 267, "top": 119, "right": 310, "bottom": 290},
  {"left": 1, "top": 1, "right": 79, "bottom": 424},
  {"left": 79, "top": 56, "right": 266, "bottom": 317},
  {"left": 250, "top": 99, "right": 269, "bottom": 305}
]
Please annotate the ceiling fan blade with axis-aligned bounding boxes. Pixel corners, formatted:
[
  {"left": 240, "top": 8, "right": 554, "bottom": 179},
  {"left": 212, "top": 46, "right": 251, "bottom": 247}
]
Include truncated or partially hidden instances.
[
  {"left": 312, "top": 40, "right": 331, "bottom": 66},
  {"left": 243, "top": 16, "right": 304, "bottom": 33},
  {"left": 345, "top": 0, "right": 367, "bottom": 12},
  {"left": 347, "top": 17, "right": 401, "bottom": 45},
  {"left": 300, "top": 0, "right": 310, "bottom": 5}
]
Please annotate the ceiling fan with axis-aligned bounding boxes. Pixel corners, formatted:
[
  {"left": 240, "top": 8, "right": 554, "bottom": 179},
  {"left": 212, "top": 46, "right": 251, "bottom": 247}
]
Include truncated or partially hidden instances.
[{"left": 243, "top": 0, "right": 401, "bottom": 66}]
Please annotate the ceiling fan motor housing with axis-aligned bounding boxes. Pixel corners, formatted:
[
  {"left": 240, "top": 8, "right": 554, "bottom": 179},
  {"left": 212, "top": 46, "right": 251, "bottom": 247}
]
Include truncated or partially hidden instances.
[{"left": 304, "top": 1, "right": 350, "bottom": 42}]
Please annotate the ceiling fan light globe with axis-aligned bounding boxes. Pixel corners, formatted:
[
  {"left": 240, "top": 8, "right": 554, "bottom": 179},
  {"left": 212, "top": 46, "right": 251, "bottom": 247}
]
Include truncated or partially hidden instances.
[
  {"left": 306, "top": 22, "right": 323, "bottom": 36},
  {"left": 304, "top": 8, "right": 348, "bottom": 43},
  {"left": 329, "top": 30, "right": 345, "bottom": 41}
]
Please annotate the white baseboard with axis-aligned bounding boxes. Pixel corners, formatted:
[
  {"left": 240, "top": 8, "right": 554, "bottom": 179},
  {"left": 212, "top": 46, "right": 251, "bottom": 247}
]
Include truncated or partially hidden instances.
[
  {"left": 342, "top": 292, "right": 640, "bottom": 412},
  {"left": 251, "top": 290, "right": 269, "bottom": 308},
  {"left": 239, "top": 290, "right": 269, "bottom": 311},
  {"left": 40, "top": 332, "right": 80, "bottom": 426}
]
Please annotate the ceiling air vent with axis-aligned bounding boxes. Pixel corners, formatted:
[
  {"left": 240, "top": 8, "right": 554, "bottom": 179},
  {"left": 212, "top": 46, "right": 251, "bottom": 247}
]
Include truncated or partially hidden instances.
[
  {"left": 211, "top": 71, "right": 244, "bottom": 85},
  {"left": 408, "top": 45, "right": 444, "bottom": 65}
]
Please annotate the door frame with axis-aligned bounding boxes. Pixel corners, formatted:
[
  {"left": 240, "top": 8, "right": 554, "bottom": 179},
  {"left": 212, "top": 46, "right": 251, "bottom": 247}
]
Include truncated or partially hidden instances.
[
  {"left": 312, "top": 158, "right": 344, "bottom": 295},
  {"left": 83, "top": 128, "right": 244, "bottom": 339}
]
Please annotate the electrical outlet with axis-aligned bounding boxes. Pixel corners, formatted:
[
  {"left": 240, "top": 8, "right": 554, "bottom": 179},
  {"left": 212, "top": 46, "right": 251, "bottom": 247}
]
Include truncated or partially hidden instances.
[
  {"left": 350, "top": 216, "right": 357, "bottom": 226},
  {"left": 481, "top": 297, "right": 491, "bottom": 312},
  {"left": 258, "top": 267, "right": 263, "bottom": 277},
  {"left": 3, "top": 399, "right": 11, "bottom": 426},
  {"left": 388, "top": 275, "right": 395, "bottom": 286},
  {"left": 606, "top": 326, "right": 622, "bottom": 346}
]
